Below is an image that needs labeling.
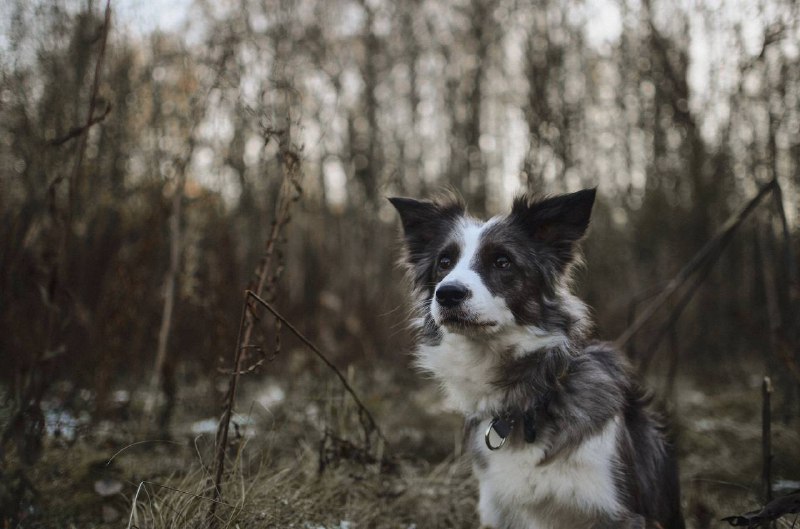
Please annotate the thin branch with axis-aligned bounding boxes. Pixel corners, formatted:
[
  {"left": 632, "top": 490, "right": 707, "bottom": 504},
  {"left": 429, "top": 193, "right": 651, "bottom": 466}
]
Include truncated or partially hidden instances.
[
  {"left": 638, "top": 240, "right": 720, "bottom": 373},
  {"left": 245, "top": 290, "right": 388, "bottom": 445},
  {"left": 48, "top": 104, "right": 112, "bottom": 146},
  {"left": 68, "top": 0, "right": 112, "bottom": 220},
  {"left": 624, "top": 280, "right": 669, "bottom": 357},
  {"left": 209, "top": 297, "right": 249, "bottom": 506},
  {"left": 615, "top": 179, "right": 777, "bottom": 350},
  {"left": 105, "top": 439, "right": 183, "bottom": 466},
  {"left": 762, "top": 376, "right": 773, "bottom": 505}
]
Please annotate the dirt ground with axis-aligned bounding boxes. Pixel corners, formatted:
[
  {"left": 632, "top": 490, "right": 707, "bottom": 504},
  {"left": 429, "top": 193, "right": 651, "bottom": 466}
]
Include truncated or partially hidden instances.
[{"left": 6, "top": 361, "right": 800, "bottom": 529}]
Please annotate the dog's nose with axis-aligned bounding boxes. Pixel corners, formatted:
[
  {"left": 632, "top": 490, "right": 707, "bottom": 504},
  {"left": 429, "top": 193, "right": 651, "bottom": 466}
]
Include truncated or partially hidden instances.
[{"left": 436, "top": 283, "right": 470, "bottom": 308}]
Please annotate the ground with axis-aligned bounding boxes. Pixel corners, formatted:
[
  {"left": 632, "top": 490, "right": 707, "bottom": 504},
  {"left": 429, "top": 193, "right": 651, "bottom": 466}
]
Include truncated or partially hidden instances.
[{"left": 4, "top": 359, "right": 800, "bottom": 528}]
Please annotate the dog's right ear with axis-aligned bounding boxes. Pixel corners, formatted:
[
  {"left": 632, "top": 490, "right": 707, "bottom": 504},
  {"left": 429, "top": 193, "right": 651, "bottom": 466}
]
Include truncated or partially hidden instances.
[{"left": 388, "top": 196, "right": 463, "bottom": 267}]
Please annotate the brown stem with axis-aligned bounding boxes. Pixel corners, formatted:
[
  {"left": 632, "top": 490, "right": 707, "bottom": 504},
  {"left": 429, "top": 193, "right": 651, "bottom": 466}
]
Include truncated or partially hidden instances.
[
  {"left": 762, "top": 376, "right": 773, "bottom": 505},
  {"left": 68, "top": 0, "right": 112, "bottom": 223},
  {"left": 245, "top": 290, "right": 388, "bottom": 445},
  {"left": 615, "top": 179, "right": 777, "bottom": 350},
  {"left": 207, "top": 130, "right": 301, "bottom": 525},
  {"left": 48, "top": 104, "right": 112, "bottom": 146},
  {"left": 209, "top": 298, "right": 249, "bottom": 510}
]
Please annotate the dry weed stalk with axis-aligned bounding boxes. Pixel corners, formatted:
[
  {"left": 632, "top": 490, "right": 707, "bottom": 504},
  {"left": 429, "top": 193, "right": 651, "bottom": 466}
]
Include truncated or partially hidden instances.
[
  {"left": 616, "top": 178, "right": 779, "bottom": 352},
  {"left": 207, "top": 129, "right": 302, "bottom": 524}
]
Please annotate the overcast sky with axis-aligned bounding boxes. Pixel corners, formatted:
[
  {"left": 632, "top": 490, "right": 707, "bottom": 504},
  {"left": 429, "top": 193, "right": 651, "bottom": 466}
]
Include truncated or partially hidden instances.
[{"left": 114, "top": 0, "right": 194, "bottom": 35}]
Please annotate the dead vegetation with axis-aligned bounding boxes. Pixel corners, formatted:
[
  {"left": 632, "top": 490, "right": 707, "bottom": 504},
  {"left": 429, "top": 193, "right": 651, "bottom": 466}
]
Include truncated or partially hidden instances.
[{"left": 6, "top": 368, "right": 795, "bottom": 529}]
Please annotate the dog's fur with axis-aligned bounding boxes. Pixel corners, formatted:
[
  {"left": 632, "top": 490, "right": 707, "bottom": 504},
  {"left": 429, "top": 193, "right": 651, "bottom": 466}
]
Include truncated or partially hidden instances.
[{"left": 390, "top": 189, "right": 684, "bottom": 529}]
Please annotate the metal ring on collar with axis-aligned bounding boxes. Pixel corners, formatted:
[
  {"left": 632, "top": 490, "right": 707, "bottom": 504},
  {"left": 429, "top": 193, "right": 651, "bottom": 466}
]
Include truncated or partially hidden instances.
[{"left": 484, "top": 418, "right": 508, "bottom": 451}]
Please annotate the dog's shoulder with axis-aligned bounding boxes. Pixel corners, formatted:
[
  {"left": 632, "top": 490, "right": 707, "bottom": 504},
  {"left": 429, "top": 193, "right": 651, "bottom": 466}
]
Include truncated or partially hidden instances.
[
  {"left": 562, "top": 341, "right": 632, "bottom": 408},
  {"left": 580, "top": 340, "right": 633, "bottom": 374}
]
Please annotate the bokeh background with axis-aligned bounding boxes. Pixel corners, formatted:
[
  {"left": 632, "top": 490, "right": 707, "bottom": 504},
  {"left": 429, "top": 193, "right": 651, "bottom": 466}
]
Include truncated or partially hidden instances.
[{"left": 1, "top": 0, "right": 799, "bottom": 527}]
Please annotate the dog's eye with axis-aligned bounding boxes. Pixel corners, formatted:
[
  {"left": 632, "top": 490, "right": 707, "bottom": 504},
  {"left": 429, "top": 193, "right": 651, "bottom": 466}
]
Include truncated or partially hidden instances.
[
  {"left": 494, "top": 255, "right": 511, "bottom": 269},
  {"left": 438, "top": 255, "right": 453, "bottom": 270}
]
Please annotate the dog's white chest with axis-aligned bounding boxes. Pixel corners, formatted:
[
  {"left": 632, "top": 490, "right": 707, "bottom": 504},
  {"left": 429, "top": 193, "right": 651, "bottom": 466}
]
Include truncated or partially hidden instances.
[{"left": 474, "top": 417, "right": 622, "bottom": 528}]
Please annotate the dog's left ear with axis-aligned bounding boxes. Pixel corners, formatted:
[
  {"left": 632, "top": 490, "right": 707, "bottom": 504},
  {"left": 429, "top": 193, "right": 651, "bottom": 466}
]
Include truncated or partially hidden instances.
[{"left": 510, "top": 188, "right": 596, "bottom": 259}]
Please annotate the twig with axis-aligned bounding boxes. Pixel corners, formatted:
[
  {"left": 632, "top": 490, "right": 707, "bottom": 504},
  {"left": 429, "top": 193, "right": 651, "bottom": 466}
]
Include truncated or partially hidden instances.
[
  {"left": 763, "top": 376, "right": 773, "bottom": 505},
  {"left": 615, "top": 179, "right": 777, "bottom": 350},
  {"left": 638, "top": 244, "right": 719, "bottom": 373},
  {"left": 48, "top": 104, "right": 112, "bottom": 146},
  {"left": 690, "top": 478, "right": 754, "bottom": 493},
  {"left": 209, "top": 298, "right": 248, "bottom": 509},
  {"left": 624, "top": 281, "right": 669, "bottom": 357},
  {"left": 105, "top": 439, "right": 183, "bottom": 466},
  {"left": 245, "top": 290, "right": 388, "bottom": 444},
  {"left": 68, "top": 0, "right": 112, "bottom": 221}
]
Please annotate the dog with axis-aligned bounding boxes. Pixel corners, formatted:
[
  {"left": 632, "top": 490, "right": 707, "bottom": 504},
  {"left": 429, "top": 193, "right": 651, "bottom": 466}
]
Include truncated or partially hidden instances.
[{"left": 390, "top": 188, "right": 684, "bottom": 529}]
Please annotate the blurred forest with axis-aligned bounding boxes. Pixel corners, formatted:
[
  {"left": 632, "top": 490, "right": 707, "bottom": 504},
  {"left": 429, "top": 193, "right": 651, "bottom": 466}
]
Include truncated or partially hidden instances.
[{"left": 1, "top": 0, "right": 800, "bottom": 527}]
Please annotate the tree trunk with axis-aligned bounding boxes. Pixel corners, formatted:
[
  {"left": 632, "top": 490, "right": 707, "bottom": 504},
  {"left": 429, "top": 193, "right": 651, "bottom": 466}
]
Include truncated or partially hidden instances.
[{"left": 144, "top": 168, "right": 185, "bottom": 434}]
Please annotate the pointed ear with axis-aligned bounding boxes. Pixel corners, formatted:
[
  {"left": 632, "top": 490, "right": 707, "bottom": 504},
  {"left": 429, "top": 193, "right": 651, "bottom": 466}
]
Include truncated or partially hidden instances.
[
  {"left": 388, "top": 197, "right": 439, "bottom": 237},
  {"left": 388, "top": 195, "right": 464, "bottom": 266},
  {"left": 510, "top": 188, "right": 596, "bottom": 260}
]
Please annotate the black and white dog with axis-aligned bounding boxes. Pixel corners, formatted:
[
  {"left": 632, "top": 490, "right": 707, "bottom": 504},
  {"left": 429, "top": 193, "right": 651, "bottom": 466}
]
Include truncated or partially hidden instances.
[{"left": 390, "top": 189, "right": 684, "bottom": 529}]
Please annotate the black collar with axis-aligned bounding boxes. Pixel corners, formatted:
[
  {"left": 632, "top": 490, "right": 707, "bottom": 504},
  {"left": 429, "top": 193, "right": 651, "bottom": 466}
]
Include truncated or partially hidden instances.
[{"left": 484, "top": 389, "right": 553, "bottom": 450}]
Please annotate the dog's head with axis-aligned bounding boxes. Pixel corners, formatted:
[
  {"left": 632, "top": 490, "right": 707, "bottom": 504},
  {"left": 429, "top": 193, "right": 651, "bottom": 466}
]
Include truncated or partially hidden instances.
[{"left": 390, "top": 189, "right": 595, "bottom": 337}]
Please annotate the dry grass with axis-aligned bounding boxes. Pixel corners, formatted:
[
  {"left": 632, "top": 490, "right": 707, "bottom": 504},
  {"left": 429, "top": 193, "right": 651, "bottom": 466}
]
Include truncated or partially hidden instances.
[
  {"left": 12, "top": 367, "right": 800, "bottom": 529},
  {"left": 121, "top": 454, "right": 477, "bottom": 529}
]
